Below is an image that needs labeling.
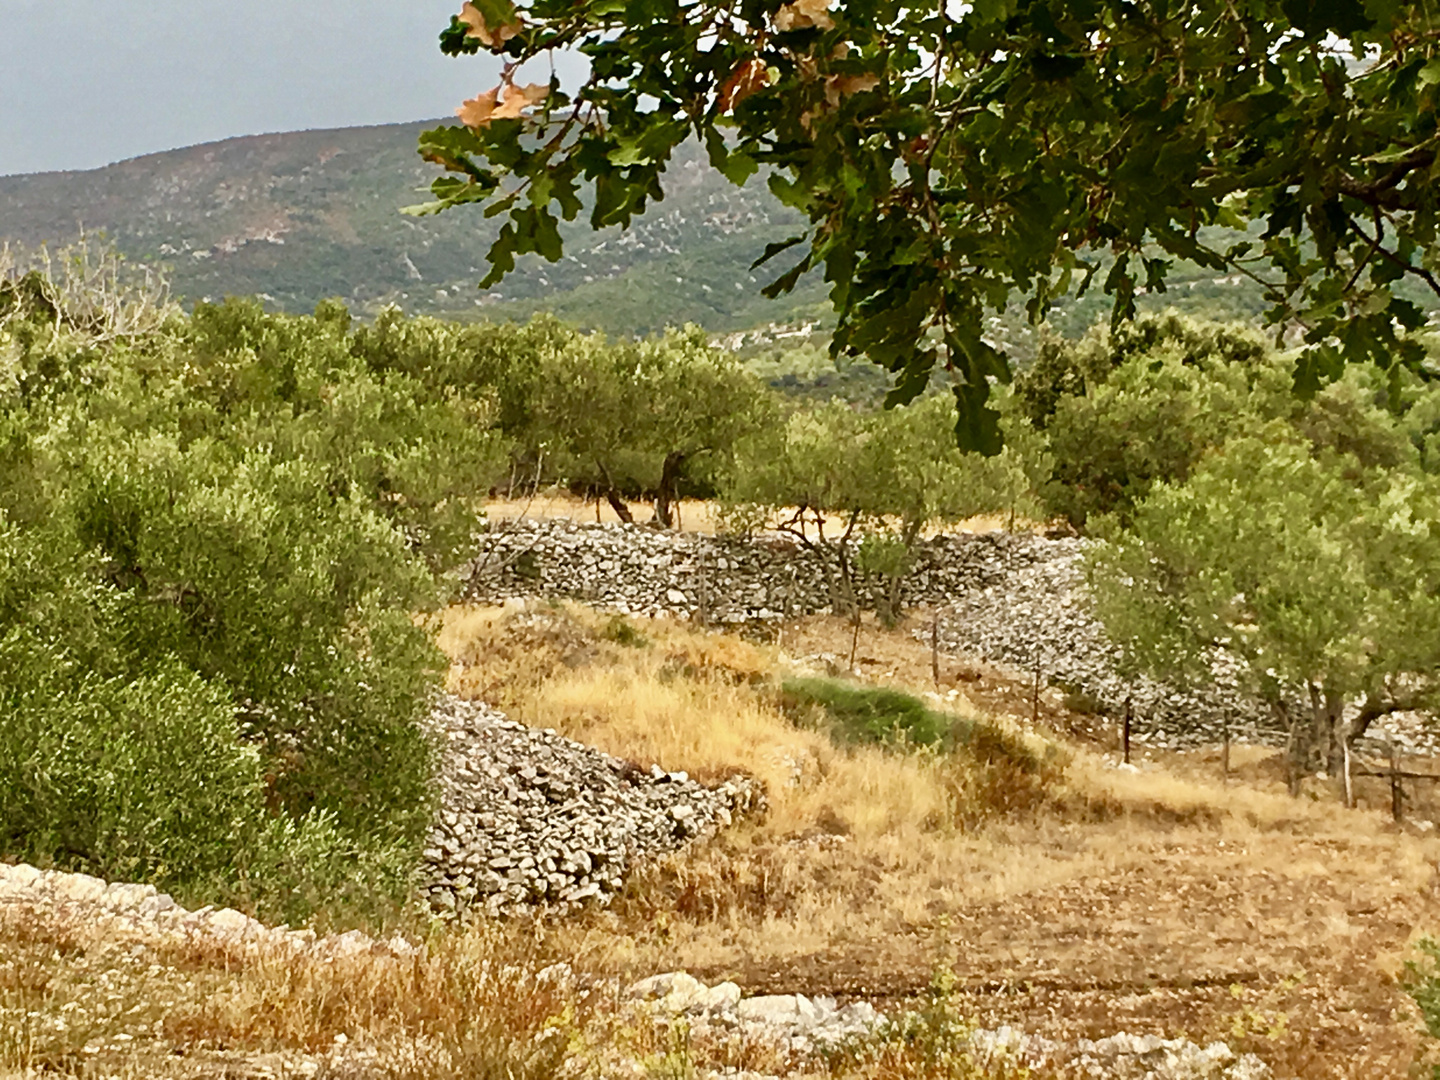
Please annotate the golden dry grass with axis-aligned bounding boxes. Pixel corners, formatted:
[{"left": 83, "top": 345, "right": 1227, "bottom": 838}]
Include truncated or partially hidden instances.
[
  {"left": 438, "top": 604, "right": 1440, "bottom": 1077},
  {"left": 483, "top": 491, "right": 1018, "bottom": 537}
]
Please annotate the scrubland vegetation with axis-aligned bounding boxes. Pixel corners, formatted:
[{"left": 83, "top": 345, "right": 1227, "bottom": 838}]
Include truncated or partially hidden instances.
[{"left": 8, "top": 249, "right": 1440, "bottom": 1075}]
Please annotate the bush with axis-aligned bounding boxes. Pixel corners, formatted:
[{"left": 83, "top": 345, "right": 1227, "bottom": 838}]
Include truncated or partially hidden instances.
[
  {"left": 0, "top": 634, "right": 261, "bottom": 889},
  {"left": 0, "top": 276, "right": 492, "bottom": 922},
  {"left": 1404, "top": 938, "right": 1440, "bottom": 1078}
]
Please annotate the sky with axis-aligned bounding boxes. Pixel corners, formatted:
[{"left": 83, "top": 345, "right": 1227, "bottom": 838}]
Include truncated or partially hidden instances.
[{"left": 0, "top": 1, "right": 525, "bottom": 177}]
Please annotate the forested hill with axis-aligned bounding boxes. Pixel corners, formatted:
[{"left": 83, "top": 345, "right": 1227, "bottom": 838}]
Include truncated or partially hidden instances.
[{"left": 0, "top": 121, "right": 829, "bottom": 336}]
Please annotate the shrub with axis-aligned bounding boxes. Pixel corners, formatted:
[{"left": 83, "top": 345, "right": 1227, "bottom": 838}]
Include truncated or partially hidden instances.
[
  {"left": 0, "top": 275, "right": 489, "bottom": 921},
  {"left": 1404, "top": 938, "right": 1440, "bottom": 1078}
]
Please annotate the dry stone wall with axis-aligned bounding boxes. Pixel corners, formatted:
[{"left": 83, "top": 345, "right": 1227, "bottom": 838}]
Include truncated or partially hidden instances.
[
  {"left": 460, "top": 519, "right": 1282, "bottom": 748},
  {"left": 461, "top": 517, "right": 1061, "bottom": 622},
  {"left": 421, "top": 696, "right": 763, "bottom": 917}
]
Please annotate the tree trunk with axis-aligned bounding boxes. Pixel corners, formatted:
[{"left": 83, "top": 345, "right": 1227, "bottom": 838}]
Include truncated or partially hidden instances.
[
  {"left": 1274, "top": 698, "right": 1303, "bottom": 797},
  {"left": 1306, "top": 683, "right": 1347, "bottom": 775},
  {"left": 597, "top": 462, "right": 634, "bottom": 524},
  {"left": 832, "top": 510, "right": 862, "bottom": 618},
  {"left": 654, "top": 451, "right": 687, "bottom": 530},
  {"left": 879, "top": 522, "right": 924, "bottom": 627},
  {"left": 604, "top": 487, "right": 634, "bottom": 524},
  {"left": 1323, "top": 689, "right": 1346, "bottom": 774}
]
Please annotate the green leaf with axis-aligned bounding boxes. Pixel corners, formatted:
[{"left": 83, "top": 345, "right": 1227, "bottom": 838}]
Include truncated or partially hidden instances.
[
  {"left": 951, "top": 382, "right": 1003, "bottom": 456},
  {"left": 1280, "top": 0, "right": 1373, "bottom": 36},
  {"left": 751, "top": 235, "right": 808, "bottom": 270}
]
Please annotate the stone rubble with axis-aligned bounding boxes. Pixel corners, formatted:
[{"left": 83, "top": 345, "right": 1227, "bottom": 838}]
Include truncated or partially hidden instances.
[
  {"left": 627, "top": 971, "right": 1272, "bottom": 1080},
  {"left": 420, "top": 695, "right": 764, "bottom": 917},
  {"left": 0, "top": 859, "right": 418, "bottom": 961}
]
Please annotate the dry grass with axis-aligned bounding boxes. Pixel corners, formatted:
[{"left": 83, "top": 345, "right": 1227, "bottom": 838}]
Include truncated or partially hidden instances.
[
  {"left": 0, "top": 900, "right": 611, "bottom": 1079},
  {"left": 482, "top": 491, "right": 1018, "bottom": 538},
  {"left": 438, "top": 604, "right": 1440, "bottom": 1077},
  {"left": 9, "top": 602, "right": 1440, "bottom": 1077}
]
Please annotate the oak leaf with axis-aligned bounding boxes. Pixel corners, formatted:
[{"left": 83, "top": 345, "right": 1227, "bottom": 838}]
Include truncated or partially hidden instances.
[
  {"left": 774, "top": 0, "right": 834, "bottom": 32},
  {"left": 824, "top": 72, "right": 879, "bottom": 107},
  {"left": 719, "top": 59, "right": 771, "bottom": 112},
  {"left": 456, "top": 86, "right": 501, "bottom": 129},
  {"left": 458, "top": 1, "right": 523, "bottom": 49},
  {"left": 491, "top": 82, "right": 550, "bottom": 121}
]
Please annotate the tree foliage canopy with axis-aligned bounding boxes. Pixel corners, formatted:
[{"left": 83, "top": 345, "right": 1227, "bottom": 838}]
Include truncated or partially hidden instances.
[
  {"left": 417, "top": 0, "right": 1440, "bottom": 449},
  {"left": 1087, "top": 429, "right": 1440, "bottom": 778}
]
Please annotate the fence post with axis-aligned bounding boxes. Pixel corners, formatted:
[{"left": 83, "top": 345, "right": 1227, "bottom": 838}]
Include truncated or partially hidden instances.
[
  {"left": 1390, "top": 739, "right": 1403, "bottom": 823},
  {"left": 697, "top": 545, "right": 710, "bottom": 628},
  {"left": 1123, "top": 692, "right": 1133, "bottom": 766},
  {"left": 931, "top": 610, "right": 941, "bottom": 691},
  {"left": 1342, "top": 733, "right": 1354, "bottom": 810},
  {"left": 1032, "top": 661, "right": 1042, "bottom": 727},
  {"left": 1222, "top": 709, "right": 1231, "bottom": 784}
]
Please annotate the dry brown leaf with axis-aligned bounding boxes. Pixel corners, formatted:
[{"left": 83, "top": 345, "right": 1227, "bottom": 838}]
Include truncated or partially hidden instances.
[
  {"left": 456, "top": 86, "right": 501, "bottom": 129},
  {"left": 509, "top": 81, "right": 550, "bottom": 107},
  {"left": 718, "top": 59, "right": 771, "bottom": 112},
  {"left": 774, "top": 0, "right": 834, "bottom": 32},
  {"left": 458, "top": 1, "right": 524, "bottom": 49},
  {"left": 824, "top": 72, "right": 879, "bottom": 107},
  {"left": 490, "top": 82, "right": 549, "bottom": 121}
]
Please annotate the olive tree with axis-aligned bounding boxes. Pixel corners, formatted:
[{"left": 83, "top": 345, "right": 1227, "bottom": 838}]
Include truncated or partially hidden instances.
[
  {"left": 724, "top": 393, "right": 1038, "bottom": 619},
  {"left": 530, "top": 326, "right": 774, "bottom": 523},
  {"left": 1088, "top": 431, "right": 1440, "bottom": 791}
]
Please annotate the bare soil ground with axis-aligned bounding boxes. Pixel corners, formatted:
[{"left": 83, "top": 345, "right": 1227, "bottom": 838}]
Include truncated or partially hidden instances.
[{"left": 737, "top": 616, "right": 1440, "bottom": 1077}]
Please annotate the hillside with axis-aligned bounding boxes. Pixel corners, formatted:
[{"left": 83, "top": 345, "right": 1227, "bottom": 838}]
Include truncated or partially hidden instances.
[
  {"left": 0, "top": 121, "right": 829, "bottom": 336},
  {"left": 6, "top": 120, "right": 1434, "bottom": 343}
]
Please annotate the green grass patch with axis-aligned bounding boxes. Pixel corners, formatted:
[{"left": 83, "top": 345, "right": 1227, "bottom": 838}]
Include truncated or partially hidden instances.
[{"left": 779, "top": 675, "right": 1045, "bottom": 773}]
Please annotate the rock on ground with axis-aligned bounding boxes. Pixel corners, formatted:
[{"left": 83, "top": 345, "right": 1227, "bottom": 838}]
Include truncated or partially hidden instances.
[{"left": 628, "top": 971, "right": 1272, "bottom": 1080}]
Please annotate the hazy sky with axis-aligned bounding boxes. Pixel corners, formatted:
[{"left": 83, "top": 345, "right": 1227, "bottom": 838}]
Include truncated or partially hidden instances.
[{"left": 0, "top": 1, "right": 520, "bottom": 176}]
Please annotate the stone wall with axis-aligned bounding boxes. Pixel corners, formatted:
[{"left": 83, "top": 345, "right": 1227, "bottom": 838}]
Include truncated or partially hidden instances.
[
  {"left": 460, "top": 519, "right": 1436, "bottom": 753},
  {"left": 461, "top": 517, "right": 1070, "bottom": 622}
]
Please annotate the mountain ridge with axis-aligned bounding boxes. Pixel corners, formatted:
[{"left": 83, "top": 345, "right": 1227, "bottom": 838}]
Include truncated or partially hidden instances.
[{"left": 0, "top": 119, "right": 828, "bottom": 336}]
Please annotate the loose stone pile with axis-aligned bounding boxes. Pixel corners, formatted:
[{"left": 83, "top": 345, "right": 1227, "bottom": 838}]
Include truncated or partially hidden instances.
[
  {"left": 627, "top": 971, "right": 1271, "bottom": 1080},
  {"left": 421, "top": 696, "right": 764, "bottom": 916}
]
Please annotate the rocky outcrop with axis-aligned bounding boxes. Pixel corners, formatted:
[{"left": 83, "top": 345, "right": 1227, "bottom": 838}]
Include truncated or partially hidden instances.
[
  {"left": 420, "top": 696, "right": 764, "bottom": 917},
  {"left": 626, "top": 970, "right": 1271, "bottom": 1080}
]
